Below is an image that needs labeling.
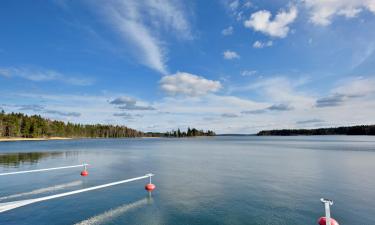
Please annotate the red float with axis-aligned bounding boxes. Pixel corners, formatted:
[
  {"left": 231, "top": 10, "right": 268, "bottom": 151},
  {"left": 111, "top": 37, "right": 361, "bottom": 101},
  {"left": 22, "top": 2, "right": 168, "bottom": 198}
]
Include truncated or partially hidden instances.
[
  {"left": 318, "top": 217, "right": 339, "bottom": 225},
  {"left": 80, "top": 164, "right": 88, "bottom": 177},
  {"left": 145, "top": 183, "right": 156, "bottom": 192},
  {"left": 80, "top": 170, "right": 88, "bottom": 176}
]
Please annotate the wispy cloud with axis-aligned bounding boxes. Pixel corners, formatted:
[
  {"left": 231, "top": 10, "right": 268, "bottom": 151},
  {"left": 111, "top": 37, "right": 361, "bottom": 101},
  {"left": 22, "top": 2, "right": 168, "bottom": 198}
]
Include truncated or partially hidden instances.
[
  {"left": 15, "top": 103, "right": 81, "bottom": 117},
  {"left": 296, "top": 119, "right": 325, "bottom": 124},
  {"left": 0, "top": 67, "right": 93, "bottom": 86},
  {"left": 253, "top": 40, "right": 273, "bottom": 48},
  {"left": 242, "top": 103, "right": 293, "bottom": 114},
  {"left": 44, "top": 110, "right": 81, "bottom": 117},
  {"left": 222, "top": 26, "right": 234, "bottom": 35},
  {"left": 90, "top": 0, "right": 192, "bottom": 74},
  {"left": 223, "top": 50, "right": 240, "bottom": 59},
  {"left": 110, "top": 96, "right": 155, "bottom": 111},
  {"left": 315, "top": 77, "right": 375, "bottom": 107},
  {"left": 241, "top": 109, "right": 267, "bottom": 114},
  {"left": 229, "top": 0, "right": 240, "bottom": 11},
  {"left": 315, "top": 94, "right": 345, "bottom": 107},
  {"left": 113, "top": 112, "right": 142, "bottom": 120},
  {"left": 110, "top": 96, "right": 136, "bottom": 105},
  {"left": 241, "top": 70, "right": 257, "bottom": 77},
  {"left": 333, "top": 77, "right": 375, "bottom": 97},
  {"left": 18, "top": 104, "right": 45, "bottom": 112},
  {"left": 268, "top": 103, "right": 293, "bottom": 111},
  {"left": 221, "top": 113, "right": 239, "bottom": 118},
  {"left": 304, "top": 0, "right": 375, "bottom": 26},
  {"left": 226, "top": 0, "right": 253, "bottom": 21},
  {"left": 235, "top": 76, "right": 315, "bottom": 109}
]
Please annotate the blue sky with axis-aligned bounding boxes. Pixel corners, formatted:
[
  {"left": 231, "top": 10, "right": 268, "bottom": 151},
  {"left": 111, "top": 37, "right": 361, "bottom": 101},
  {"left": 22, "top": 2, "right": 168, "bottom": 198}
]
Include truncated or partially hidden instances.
[{"left": 1, "top": 0, "right": 375, "bottom": 133}]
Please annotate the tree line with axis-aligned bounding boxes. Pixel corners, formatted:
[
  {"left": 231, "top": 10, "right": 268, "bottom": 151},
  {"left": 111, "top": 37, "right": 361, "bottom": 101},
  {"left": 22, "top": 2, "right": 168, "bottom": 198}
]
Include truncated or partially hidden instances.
[
  {"left": 257, "top": 125, "right": 375, "bottom": 136},
  {"left": 152, "top": 127, "right": 215, "bottom": 137},
  {"left": 0, "top": 111, "right": 215, "bottom": 138}
]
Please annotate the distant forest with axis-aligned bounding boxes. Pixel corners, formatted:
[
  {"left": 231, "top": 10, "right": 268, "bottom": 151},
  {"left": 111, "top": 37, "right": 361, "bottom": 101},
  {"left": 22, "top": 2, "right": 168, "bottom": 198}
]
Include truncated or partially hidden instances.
[
  {"left": 257, "top": 125, "right": 375, "bottom": 136},
  {"left": 0, "top": 111, "right": 215, "bottom": 138},
  {"left": 149, "top": 128, "right": 215, "bottom": 138}
]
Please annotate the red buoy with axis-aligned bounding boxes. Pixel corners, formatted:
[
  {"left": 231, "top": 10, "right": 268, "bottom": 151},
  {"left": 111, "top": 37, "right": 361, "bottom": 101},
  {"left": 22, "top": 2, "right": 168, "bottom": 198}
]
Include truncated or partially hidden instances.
[
  {"left": 145, "top": 183, "right": 156, "bottom": 192},
  {"left": 80, "top": 164, "right": 88, "bottom": 177},
  {"left": 318, "top": 217, "right": 339, "bottom": 225},
  {"left": 80, "top": 170, "right": 88, "bottom": 176}
]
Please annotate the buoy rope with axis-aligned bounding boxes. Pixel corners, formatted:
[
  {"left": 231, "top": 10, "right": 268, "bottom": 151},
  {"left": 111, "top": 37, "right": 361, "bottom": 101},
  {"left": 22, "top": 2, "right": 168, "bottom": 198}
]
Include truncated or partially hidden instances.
[
  {"left": 0, "top": 173, "right": 154, "bottom": 213},
  {"left": 0, "top": 164, "right": 89, "bottom": 176}
]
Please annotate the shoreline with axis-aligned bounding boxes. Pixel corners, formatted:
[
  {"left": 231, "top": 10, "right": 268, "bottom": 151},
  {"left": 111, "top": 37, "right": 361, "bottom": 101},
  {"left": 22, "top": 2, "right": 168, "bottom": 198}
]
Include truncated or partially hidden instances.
[
  {"left": 0, "top": 137, "right": 72, "bottom": 142},
  {"left": 0, "top": 136, "right": 216, "bottom": 142}
]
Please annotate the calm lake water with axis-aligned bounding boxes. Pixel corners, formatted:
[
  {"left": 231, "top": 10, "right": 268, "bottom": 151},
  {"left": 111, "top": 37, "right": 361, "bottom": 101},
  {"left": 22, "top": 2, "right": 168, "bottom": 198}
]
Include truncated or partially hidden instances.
[{"left": 0, "top": 136, "right": 375, "bottom": 225}]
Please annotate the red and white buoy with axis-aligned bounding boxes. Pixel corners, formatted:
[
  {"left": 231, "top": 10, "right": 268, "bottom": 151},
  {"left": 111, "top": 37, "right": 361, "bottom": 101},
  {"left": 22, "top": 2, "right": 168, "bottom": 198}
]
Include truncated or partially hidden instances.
[
  {"left": 80, "top": 164, "right": 88, "bottom": 177},
  {"left": 318, "top": 198, "right": 339, "bottom": 225},
  {"left": 145, "top": 173, "right": 155, "bottom": 192},
  {"left": 318, "top": 217, "right": 339, "bottom": 225}
]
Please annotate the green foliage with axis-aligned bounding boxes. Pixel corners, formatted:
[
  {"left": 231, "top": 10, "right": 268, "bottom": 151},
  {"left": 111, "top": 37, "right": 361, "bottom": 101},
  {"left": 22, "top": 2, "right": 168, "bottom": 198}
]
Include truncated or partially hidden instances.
[
  {"left": 0, "top": 112, "right": 216, "bottom": 139},
  {"left": 0, "top": 112, "right": 144, "bottom": 138},
  {"left": 160, "top": 127, "right": 216, "bottom": 138},
  {"left": 257, "top": 125, "right": 375, "bottom": 136}
]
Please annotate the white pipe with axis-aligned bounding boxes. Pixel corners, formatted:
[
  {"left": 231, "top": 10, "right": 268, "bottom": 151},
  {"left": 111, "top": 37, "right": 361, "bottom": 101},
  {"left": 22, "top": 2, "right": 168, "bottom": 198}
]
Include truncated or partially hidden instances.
[
  {"left": 0, "top": 164, "right": 89, "bottom": 176},
  {"left": 0, "top": 174, "right": 154, "bottom": 213}
]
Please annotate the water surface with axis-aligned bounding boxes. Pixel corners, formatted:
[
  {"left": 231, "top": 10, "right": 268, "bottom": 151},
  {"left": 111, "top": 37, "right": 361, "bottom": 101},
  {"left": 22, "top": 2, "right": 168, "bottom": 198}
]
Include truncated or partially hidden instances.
[{"left": 0, "top": 136, "right": 374, "bottom": 225}]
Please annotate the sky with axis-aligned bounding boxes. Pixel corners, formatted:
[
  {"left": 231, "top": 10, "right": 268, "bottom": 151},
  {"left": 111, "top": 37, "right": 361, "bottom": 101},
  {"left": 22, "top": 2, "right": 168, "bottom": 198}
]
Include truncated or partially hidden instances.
[{"left": 1, "top": 0, "right": 375, "bottom": 134}]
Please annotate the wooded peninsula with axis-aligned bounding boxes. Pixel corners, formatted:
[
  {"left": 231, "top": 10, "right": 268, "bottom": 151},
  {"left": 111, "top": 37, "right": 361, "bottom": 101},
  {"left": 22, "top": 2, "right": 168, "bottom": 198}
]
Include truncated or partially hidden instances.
[
  {"left": 257, "top": 125, "right": 375, "bottom": 136},
  {"left": 0, "top": 111, "right": 215, "bottom": 140}
]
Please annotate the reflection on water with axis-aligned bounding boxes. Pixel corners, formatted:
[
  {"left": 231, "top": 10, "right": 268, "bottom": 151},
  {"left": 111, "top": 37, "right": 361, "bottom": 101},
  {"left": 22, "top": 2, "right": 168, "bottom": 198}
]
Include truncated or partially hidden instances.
[
  {"left": 0, "top": 180, "right": 83, "bottom": 201},
  {"left": 73, "top": 198, "right": 149, "bottom": 225},
  {"left": 0, "top": 152, "right": 62, "bottom": 166},
  {"left": 0, "top": 151, "right": 83, "bottom": 167}
]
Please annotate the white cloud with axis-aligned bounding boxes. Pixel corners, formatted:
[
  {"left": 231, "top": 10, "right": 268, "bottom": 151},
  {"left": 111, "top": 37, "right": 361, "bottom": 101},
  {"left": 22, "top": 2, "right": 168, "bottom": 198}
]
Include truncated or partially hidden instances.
[
  {"left": 222, "top": 26, "right": 234, "bottom": 36},
  {"left": 244, "top": 6, "right": 298, "bottom": 38},
  {"left": 91, "top": 0, "right": 192, "bottom": 74},
  {"left": 253, "top": 40, "right": 273, "bottom": 48},
  {"left": 223, "top": 50, "right": 240, "bottom": 59},
  {"left": 0, "top": 67, "right": 93, "bottom": 86},
  {"left": 159, "top": 72, "right": 222, "bottom": 97},
  {"left": 304, "top": 0, "right": 375, "bottom": 26},
  {"left": 4, "top": 75, "right": 375, "bottom": 134}
]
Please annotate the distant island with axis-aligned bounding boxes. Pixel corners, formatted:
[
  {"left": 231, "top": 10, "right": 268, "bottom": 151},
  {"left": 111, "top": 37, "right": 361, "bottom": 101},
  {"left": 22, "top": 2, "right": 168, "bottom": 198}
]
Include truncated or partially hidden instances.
[
  {"left": 257, "top": 125, "right": 375, "bottom": 136},
  {"left": 0, "top": 111, "right": 215, "bottom": 141}
]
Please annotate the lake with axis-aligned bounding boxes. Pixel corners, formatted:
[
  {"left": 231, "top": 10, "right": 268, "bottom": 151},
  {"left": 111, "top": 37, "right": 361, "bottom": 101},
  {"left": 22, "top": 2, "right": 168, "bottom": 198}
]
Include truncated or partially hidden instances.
[{"left": 0, "top": 136, "right": 375, "bottom": 225}]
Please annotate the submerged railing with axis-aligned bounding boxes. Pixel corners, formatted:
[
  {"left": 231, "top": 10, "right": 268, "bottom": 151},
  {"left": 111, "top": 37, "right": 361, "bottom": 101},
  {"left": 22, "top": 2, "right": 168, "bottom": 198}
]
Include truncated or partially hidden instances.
[
  {"left": 0, "top": 163, "right": 89, "bottom": 176},
  {"left": 0, "top": 173, "right": 154, "bottom": 213},
  {"left": 0, "top": 163, "right": 155, "bottom": 213}
]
